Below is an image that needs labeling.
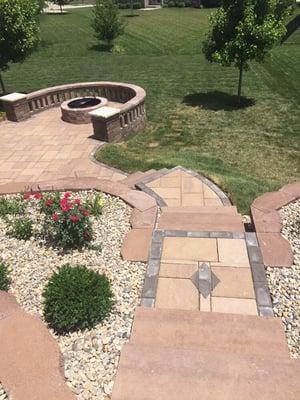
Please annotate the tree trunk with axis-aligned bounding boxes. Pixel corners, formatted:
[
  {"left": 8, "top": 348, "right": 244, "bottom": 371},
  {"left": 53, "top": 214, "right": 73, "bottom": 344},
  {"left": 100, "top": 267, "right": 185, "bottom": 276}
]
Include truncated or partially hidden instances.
[
  {"left": 0, "top": 72, "right": 6, "bottom": 95},
  {"left": 60, "top": 4, "right": 63, "bottom": 13},
  {"left": 237, "top": 63, "right": 243, "bottom": 105}
]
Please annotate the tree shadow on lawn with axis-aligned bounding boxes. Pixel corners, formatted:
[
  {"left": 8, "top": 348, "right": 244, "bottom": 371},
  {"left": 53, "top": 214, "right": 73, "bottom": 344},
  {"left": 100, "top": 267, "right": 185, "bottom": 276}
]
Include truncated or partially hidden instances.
[
  {"left": 183, "top": 91, "right": 255, "bottom": 111},
  {"left": 89, "top": 43, "right": 114, "bottom": 52}
]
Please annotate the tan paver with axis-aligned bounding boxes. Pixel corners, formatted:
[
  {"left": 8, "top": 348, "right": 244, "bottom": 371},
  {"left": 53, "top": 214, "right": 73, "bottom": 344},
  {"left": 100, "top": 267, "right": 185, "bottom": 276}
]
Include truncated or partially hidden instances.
[
  {"left": 121, "top": 228, "right": 152, "bottom": 262},
  {"left": 181, "top": 177, "right": 203, "bottom": 193},
  {"left": 156, "top": 278, "right": 199, "bottom": 310},
  {"left": 200, "top": 294, "right": 211, "bottom": 312},
  {"left": 211, "top": 297, "right": 258, "bottom": 315},
  {"left": 212, "top": 267, "right": 255, "bottom": 299},
  {"left": 159, "top": 262, "right": 198, "bottom": 278},
  {"left": 181, "top": 193, "right": 204, "bottom": 206},
  {"left": 153, "top": 187, "right": 181, "bottom": 199},
  {"left": 216, "top": 238, "right": 250, "bottom": 268},
  {"left": 0, "top": 109, "right": 126, "bottom": 185},
  {"left": 162, "top": 237, "right": 218, "bottom": 262}
]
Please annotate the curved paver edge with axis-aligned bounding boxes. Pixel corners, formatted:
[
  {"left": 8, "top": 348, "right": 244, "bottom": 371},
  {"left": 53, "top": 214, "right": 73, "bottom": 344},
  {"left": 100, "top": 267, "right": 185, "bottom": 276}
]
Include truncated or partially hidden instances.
[{"left": 251, "top": 181, "right": 300, "bottom": 268}]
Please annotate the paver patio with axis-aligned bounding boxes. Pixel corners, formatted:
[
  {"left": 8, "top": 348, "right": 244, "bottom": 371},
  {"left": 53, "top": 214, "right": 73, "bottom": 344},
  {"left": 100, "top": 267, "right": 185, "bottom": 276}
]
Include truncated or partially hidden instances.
[{"left": 0, "top": 108, "right": 125, "bottom": 185}]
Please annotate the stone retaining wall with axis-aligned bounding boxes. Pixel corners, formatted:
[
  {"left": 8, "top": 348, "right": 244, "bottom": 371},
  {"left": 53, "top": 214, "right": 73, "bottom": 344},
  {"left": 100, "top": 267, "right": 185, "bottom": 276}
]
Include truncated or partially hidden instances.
[{"left": 0, "top": 82, "right": 146, "bottom": 143}]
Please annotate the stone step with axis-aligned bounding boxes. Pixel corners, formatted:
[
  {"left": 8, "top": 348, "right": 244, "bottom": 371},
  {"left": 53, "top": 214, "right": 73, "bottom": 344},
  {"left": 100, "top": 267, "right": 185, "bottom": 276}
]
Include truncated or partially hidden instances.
[
  {"left": 158, "top": 211, "right": 244, "bottom": 232},
  {"left": 112, "top": 343, "right": 300, "bottom": 400},
  {"left": 121, "top": 171, "right": 149, "bottom": 188},
  {"left": 130, "top": 307, "right": 289, "bottom": 358},
  {"left": 161, "top": 205, "right": 238, "bottom": 214},
  {"left": 135, "top": 168, "right": 169, "bottom": 187}
]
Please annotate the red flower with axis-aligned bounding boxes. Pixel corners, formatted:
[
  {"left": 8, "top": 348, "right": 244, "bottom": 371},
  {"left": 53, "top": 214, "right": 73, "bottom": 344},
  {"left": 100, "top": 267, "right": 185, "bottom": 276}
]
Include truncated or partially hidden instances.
[
  {"left": 70, "top": 215, "right": 78, "bottom": 222},
  {"left": 83, "top": 210, "right": 90, "bottom": 217},
  {"left": 34, "top": 192, "right": 42, "bottom": 200},
  {"left": 64, "top": 192, "right": 72, "bottom": 199},
  {"left": 74, "top": 198, "right": 81, "bottom": 205},
  {"left": 23, "top": 193, "right": 31, "bottom": 200},
  {"left": 60, "top": 198, "right": 72, "bottom": 212},
  {"left": 45, "top": 199, "right": 53, "bottom": 207},
  {"left": 52, "top": 212, "right": 59, "bottom": 222}
]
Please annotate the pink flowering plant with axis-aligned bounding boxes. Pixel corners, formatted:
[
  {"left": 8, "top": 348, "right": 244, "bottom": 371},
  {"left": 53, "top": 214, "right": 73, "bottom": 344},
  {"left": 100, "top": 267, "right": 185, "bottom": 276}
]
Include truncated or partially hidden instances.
[
  {"left": 22, "top": 191, "right": 93, "bottom": 249},
  {"left": 43, "top": 192, "right": 93, "bottom": 249}
]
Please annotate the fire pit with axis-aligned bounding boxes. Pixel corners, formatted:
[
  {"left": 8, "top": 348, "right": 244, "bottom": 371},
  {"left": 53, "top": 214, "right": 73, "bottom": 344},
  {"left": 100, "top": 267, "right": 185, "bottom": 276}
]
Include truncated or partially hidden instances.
[{"left": 61, "top": 96, "right": 107, "bottom": 124}]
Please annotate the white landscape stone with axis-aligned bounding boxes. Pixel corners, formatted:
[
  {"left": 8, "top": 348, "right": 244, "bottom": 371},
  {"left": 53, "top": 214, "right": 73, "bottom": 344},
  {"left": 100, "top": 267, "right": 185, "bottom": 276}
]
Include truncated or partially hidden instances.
[{"left": 0, "top": 191, "right": 146, "bottom": 400}]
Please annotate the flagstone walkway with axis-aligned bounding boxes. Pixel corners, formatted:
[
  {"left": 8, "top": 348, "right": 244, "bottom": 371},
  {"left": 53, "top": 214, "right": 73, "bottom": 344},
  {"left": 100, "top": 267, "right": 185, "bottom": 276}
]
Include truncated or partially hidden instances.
[{"left": 0, "top": 108, "right": 125, "bottom": 186}]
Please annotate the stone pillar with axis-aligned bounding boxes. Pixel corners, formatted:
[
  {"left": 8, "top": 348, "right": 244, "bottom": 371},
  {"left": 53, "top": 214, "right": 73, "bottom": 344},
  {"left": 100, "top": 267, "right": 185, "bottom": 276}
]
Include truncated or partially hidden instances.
[
  {"left": 0, "top": 93, "right": 31, "bottom": 122},
  {"left": 89, "top": 106, "right": 121, "bottom": 142}
]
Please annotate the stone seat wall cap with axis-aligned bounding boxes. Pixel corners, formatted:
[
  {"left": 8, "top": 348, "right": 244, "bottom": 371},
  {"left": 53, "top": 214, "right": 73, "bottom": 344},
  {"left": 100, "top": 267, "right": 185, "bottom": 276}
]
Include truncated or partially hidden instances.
[
  {"left": 89, "top": 106, "right": 120, "bottom": 119},
  {"left": 0, "top": 92, "right": 27, "bottom": 102}
]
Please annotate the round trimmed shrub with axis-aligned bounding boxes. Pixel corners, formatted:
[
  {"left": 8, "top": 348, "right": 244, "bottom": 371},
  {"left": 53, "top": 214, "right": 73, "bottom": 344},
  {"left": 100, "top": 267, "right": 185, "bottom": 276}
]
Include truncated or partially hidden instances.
[
  {"left": 43, "top": 264, "right": 114, "bottom": 334},
  {"left": 0, "top": 262, "right": 10, "bottom": 291}
]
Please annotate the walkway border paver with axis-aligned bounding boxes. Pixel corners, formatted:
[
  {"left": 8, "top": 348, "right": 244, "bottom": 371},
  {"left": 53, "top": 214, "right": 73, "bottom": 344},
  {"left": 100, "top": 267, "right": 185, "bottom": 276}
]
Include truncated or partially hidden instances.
[
  {"left": 251, "top": 181, "right": 300, "bottom": 267},
  {"left": 0, "top": 292, "right": 75, "bottom": 400}
]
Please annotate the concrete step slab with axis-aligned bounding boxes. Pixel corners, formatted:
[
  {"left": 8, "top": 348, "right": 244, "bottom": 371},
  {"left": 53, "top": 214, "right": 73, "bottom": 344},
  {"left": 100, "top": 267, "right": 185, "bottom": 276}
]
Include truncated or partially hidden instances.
[
  {"left": 158, "top": 212, "right": 244, "bottom": 232},
  {"left": 130, "top": 307, "right": 289, "bottom": 358},
  {"left": 161, "top": 205, "right": 238, "bottom": 214},
  {"left": 112, "top": 343, "right": 300, "bottom": 400}
]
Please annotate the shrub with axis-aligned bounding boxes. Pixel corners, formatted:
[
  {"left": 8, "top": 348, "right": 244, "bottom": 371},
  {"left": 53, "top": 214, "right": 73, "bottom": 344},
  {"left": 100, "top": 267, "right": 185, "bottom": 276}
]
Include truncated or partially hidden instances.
[
  {"left": 43, "top": 264, "right": 114, "bottom": 333},
  {"left": 0, "top": 261, "right": 10, "bottom": 291},
  {"left": 92, "top": 0, "right": 125, "bottom": 47},
  {"left": 0, "top": 195, "right": 25, "bottom": 217},
  {"left": 168, "top": 1, "right": 175, "bottom": 6},
  {"left": 41, "top": 192, "right": 93, "bottom": 249},
  {"left": 7, "top": 217, "right": 33, "bottom": 240}
]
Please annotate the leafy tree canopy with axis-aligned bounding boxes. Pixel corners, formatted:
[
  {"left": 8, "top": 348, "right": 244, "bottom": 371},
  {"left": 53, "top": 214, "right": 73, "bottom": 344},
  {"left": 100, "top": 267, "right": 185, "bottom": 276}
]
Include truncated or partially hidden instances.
[
  {"left": 92, "top": 0, "right": 125, "bottom": 46},
  {"left": 0, "top": 0, "right": 40, "bottom": 92},
  {"left": 202, "top": 0, "right": 293, "bottom": 102}
]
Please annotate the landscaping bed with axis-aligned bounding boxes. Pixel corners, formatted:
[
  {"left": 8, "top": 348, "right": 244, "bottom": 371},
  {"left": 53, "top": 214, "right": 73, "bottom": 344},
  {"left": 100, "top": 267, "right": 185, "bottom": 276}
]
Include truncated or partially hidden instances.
[
  {"left": 0, "top": 191, "right": 146, "bottom": 400},
  {"left": 266, "top": 199, "right": 300, "bottom": 359}
]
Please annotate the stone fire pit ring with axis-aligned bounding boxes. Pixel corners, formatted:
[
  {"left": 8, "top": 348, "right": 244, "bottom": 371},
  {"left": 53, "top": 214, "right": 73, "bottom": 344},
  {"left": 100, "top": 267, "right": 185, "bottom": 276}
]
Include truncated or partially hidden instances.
[{"left": 61, "top": 96, "right": 108, "bottom": 124}]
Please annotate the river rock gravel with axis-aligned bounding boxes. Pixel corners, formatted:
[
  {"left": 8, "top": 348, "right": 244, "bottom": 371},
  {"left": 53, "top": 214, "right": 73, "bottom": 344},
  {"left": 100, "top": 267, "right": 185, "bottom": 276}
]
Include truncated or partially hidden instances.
[
  {"left": 266, "top": 199, "right": 300, "bottom": 358},
  {"left": 0, "top": 191, "right": 146, "bottom": 400}
]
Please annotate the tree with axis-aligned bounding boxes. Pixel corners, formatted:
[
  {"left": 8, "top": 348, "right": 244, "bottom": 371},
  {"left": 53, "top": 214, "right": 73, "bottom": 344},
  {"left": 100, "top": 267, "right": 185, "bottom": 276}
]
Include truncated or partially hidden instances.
[
  {"left": 92, "top": 0, "right": 125, "bottom": 48},
  {"left": 203, "top": 0, "right": 293, "bottom": 104},
  {"left": 52, "top": 0, "right": 71, "bottom": 13},
  {"left": 0, "top": 0, "right": 40, "bottom": 94}
]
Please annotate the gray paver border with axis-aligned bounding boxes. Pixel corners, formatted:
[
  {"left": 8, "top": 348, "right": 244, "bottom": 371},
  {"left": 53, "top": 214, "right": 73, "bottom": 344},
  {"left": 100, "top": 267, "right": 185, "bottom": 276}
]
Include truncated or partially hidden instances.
[{"left": 140, "top": 229, "right": 274, "bottom": 317}]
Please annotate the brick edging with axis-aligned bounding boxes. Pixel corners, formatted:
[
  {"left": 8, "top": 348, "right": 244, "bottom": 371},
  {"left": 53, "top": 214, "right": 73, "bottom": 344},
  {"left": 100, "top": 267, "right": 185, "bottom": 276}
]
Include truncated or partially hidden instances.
[
  {"left": 251, "top": 181, "right": 300, "bottom": 268},
  {"left": 140, "top": 230, "right": 273, "bottom": 317}
]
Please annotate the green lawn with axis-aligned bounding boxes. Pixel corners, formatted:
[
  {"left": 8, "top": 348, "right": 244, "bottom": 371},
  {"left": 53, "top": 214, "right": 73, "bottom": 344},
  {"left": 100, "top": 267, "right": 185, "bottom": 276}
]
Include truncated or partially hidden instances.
[{"left": 2, "top": 8, "right": 300, "bottom": 213}]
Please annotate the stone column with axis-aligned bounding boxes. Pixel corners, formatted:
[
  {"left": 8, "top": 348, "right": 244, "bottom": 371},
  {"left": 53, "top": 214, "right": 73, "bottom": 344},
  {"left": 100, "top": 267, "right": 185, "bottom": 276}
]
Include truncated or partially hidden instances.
[
  {"left": 89, "top": 106, "right": 121, "bottom": 142},
  {"left": 0, "top": 93, "right": 31, "bottom": 122}
]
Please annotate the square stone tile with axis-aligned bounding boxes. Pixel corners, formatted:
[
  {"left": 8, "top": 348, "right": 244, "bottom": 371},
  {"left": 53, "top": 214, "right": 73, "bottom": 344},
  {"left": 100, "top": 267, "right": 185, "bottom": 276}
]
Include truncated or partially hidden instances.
[
  {"left": 181, "top": 193, "right": 204, "bottom": 206},
  {"left": 159, "top": 262, "right": 198, "bottom": 279},
  {"left": 217, "top": 239, "right": 250, "bottom": 268},
  {"left": 204, "top": 198, "right": 223, "bottom": 206},
  {"left": 203, "top": 186, "right": 219, "bottom": 199},
  {"left": 160, "top": 176, "right": 181, "bottom": 188},
  {"left": 147, "top": 178, "right": 161, "bottom": 188},
  {"left": 211, "top": 267, "right": 255, "bottom": 299},
  {"left": 182, "top": 177, "right": 203, "bottom": 193},
  {"left": 211, "top": 297, "right": 258, "bottom": 315},
  {"left": 156, "top": 277, "right": 199, "bottom": 310},
  {"left": 154, "top": 187, "right": 181, "bottom": 200},
  {"left": 162, "top": 237, "right": 218, "bottom": 262},
  {"left": 200, "top": 293, "right": 211, "bottom": 312},
  {"left": 164, "top": 198, "right": 181, "bottom": 207}
]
